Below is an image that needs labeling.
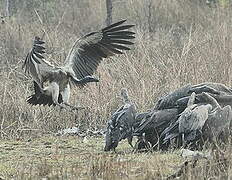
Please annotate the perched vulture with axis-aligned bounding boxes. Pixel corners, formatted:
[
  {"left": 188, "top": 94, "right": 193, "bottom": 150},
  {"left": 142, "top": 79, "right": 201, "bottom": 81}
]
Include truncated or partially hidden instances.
[
  {"left": 178, "top": 92, "right": 212, "bottom": 146},
  {"left": 162, "top": 92, "right": 212, "bottom": 148},
  {"left": 104, "top": 88, "right": 136, "bottom": 151}
]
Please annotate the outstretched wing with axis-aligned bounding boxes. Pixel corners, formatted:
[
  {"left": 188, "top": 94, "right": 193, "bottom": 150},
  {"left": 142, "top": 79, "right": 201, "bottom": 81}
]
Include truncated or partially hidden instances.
[
  {"left": 22, "top": 36, "right": 54, "bottom": 87},
  {"left": 63, "top": 19, "right": 135, "bottom": 79}
]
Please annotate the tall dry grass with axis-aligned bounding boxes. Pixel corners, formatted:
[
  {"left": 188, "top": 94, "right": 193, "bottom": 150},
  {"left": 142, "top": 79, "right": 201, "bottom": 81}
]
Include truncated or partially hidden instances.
[{"left": 0, "top": 0, "right": 232, "bottom": 138}]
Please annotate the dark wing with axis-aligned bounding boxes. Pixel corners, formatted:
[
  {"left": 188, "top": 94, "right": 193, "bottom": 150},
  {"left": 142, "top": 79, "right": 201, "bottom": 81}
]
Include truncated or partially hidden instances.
[
  {"left": 22, "top": 36, "right": 54, "bottom": 87},
  {"left": 134, "top": 109, "right": 178, "bottom": 135},
  {"left": 154, "top": 84, "right": 192, "bottom": 110},
  {"left": 161, "top": 120, "right": 180, "bottom": 143},
  {"left": 63, "top": 19, "right": 135, "bottom": 80}
]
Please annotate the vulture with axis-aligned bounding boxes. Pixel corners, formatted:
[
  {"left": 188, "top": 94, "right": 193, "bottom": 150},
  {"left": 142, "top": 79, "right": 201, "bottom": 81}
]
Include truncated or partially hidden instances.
[
  {"left": 201, "top": 92, "right": 232, "bottom": 142},
  {"left": 22, "top": 20, "right": 135, "bottom": 110},
  {"left": 178, "top": 92, "right": 212, "bottom": 146},
  {"left": 162, "top": 92, "right": 213, "bottom": 148},
  {"left": 104, "top": 88, "right": 136, "bottom": 151}
]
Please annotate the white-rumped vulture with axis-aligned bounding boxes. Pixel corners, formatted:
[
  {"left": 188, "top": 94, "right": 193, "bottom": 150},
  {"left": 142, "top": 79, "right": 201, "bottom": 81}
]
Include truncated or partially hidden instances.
[
  {"left": 104, "top": 88, "right": 136, "bottom": 151},
  {"left": 22, "top": 20, "right": 135, "bottom": 110}
]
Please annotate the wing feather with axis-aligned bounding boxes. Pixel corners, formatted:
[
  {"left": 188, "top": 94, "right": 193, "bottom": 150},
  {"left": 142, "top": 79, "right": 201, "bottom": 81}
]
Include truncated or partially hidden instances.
[
  {"left": 75, "top": 54, "right": 92, "bottom": 76},
  {"left": 104, "top": 25, "right": 135, "bottom": 33},
  {"left": 98, "top": 42, "right": 123, "bottom": 54},
  {"left": 79, "top": 56, "right": 96, "bottom": 74},
  {"left": 102, "top": 19, "right": 127, "bottom": 31},
  {"left": 83, "top": 55, "right": 101, "bottom": 73},
  {"left": 23, "top": 37, "right": 54, "bottom": 87},
  {"left": 108, "top": 39, "right": 134, "bottom": 45},
  {"left": 73, "top": 55, "right": 88, "bottom": 78},
  {"left": 110, "top": 43, "right": 131, "bottom": 51},
  {"left": 105, "top": 31, "right": 135, "bottom": 36},
  {"left": 82, "top": 54, "right": 99, "bottom": 70},
  {"left": 106, "top": 35, "right": 135, "bottom": 39},
  {"left": 63, "top": 20, "right": 135, "bottom": 79}
]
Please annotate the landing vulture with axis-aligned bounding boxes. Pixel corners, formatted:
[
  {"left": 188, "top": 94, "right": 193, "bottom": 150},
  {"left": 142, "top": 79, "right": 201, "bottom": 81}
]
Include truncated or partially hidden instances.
[{"left": 22, "top": 20, "right": 135, "bottom": 110}]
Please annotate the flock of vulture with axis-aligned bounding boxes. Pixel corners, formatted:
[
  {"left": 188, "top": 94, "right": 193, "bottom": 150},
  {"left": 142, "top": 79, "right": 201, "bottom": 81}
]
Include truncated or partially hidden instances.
[
  {"left": 22, "top": 19, "right": 232, "bottom": 152},
  {"left": 104, "top": 83, "right": 232, "bottom": 151}
]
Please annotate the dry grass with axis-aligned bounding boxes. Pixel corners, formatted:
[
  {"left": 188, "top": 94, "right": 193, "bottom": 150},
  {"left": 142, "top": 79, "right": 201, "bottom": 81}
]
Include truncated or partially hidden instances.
[
  {"left": 0, "top": 136, "right": 183, "bottom": 179},
  {"left": 0, "top": 135, "right": 231, "bottom": 179},
  {"left": 1, "top": 0, "right": 232, "bottom": 179}
]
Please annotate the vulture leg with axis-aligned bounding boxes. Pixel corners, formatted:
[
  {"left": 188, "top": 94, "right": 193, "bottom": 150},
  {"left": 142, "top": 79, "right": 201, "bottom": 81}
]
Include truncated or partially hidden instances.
[
  {"left": 50, "top": 82, "right": 61, "bottom": 105},
  {"left": 182, "top": 134, "right": 186, "bottom": 147},
  {"left": 61, "top": 85, "right": 85, "bottom": 110},
  {"left": 127, "top": 136, "right": 134, "bottom": 149},
  {"left": 46, "top": 83, "right": 83, "bottom": 111},
  {"left": 61, "top": 84, "right": 71, "bottom": 104},
  {"left": 49, "top": 82, "right": 72, "bottom": 110},
  {"left": 49, "top": 82, "right": 68, "bottom": 109}
]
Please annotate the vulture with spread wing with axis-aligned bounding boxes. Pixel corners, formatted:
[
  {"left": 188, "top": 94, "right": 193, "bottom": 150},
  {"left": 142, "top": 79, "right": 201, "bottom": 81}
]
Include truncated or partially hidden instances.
[{"left": 23, "top": 20, "right": 135, "bottom": 110}]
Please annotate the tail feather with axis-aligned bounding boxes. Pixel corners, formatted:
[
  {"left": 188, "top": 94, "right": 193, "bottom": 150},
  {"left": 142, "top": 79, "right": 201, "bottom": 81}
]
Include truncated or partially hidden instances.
[
  {"left": 27, "top": 94, "right": 54, "bottom": 106},
  {"left": 27, "top": 93, "right": 63, "bottom": 106},
  {"left": 27, "top": 81, "right": 63, "bottom": 106}
]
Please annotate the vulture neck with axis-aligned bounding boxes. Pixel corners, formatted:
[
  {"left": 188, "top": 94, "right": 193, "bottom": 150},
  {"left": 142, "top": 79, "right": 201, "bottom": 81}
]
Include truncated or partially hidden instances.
[{"left": 123, "top": 95, "right": 131, "bottom": 104}]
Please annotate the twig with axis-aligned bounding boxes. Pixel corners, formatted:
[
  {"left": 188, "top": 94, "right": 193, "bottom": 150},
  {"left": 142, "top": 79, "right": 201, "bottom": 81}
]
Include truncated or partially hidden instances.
[
  {"left": 0, "top": 81, "right": 8, "bottom": 138},
  {"left": 34, "top": 9, "right": 51, "bottom": 44}
]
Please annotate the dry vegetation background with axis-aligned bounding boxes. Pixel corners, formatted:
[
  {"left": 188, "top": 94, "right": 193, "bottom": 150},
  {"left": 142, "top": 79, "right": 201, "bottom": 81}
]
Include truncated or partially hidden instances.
[
  {"left": 0, "top": 0, "right": 232, "bottom": 139},
  {"left": 1, "top": 0, "right": 232, "bottom": 179}
]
